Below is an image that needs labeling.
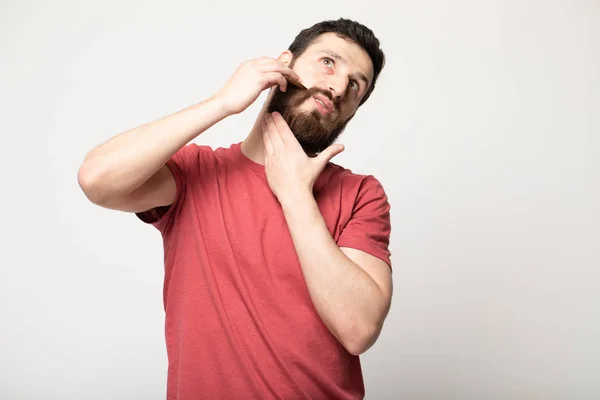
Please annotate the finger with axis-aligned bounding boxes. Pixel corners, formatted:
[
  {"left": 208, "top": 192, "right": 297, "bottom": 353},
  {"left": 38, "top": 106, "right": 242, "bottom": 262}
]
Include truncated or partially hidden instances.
[
  {"left": 265, "top": 113, "right": 284, "bottom": 148},
  {"left": 271, "top": 112, "right": 301, "bottom": 148},
  {"left": 260, "top": 61, "right": 302, "bottom": 84},
  {"left": 262, "top": 119, "right": 274, "bottom": 155},
  {"left": 263, "top": 145, "right": 269, "bottom": 166},
  {"left": 262, "top": 72, "right": 287, "bottom": 92},
  {"left": 277, "top": 74, "right": 287, "bottom": 92},
  {"left": 316, "top": 143, "right": 345, "bottom": 168},
  {"left": 280, "top": 67, "right": 302, "bottom": 85}
]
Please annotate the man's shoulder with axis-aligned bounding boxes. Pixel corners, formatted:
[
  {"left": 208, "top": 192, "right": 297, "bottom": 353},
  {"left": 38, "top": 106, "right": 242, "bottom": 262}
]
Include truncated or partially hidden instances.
[
  {"left": 324, "top": 161, "right": 385, "bottom": 188},
  {"left": 319, "top": 162, "right": 388, "bottom": 203},
  {"left": 178, "top": 141, "right": 241, "bottom": 170}
]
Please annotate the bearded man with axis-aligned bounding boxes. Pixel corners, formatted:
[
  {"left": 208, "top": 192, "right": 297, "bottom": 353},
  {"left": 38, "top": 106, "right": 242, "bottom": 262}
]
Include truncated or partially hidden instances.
[{"left": 78, "top": 18, "right": 393, "bottom": 400}]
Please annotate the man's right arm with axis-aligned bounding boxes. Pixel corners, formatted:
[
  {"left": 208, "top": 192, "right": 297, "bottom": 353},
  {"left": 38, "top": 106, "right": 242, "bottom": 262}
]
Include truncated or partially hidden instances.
[
  {"left": 77, "top": 95, "right": 229, "bottom": 213},
  {"left": 77, "top": 57, "right": 302, "bottom": 213}
]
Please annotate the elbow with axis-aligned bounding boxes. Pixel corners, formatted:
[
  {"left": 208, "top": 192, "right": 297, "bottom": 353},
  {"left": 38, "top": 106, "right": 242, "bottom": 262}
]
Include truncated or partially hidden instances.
[
  {"left": 338, "top": 297, "right": 391, "bottom": 356},
  {"left": 340, "top": 321, "right": 382, "bottom": 356},
  {"left": 77, "top": 161, "right": 110, "bottom": 206}
]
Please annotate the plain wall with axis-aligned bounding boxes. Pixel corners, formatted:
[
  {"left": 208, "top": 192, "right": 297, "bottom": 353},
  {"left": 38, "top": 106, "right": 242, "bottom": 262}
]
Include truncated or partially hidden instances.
[{"left": 1, "top": 0, "right": 598, "bottom": 398}]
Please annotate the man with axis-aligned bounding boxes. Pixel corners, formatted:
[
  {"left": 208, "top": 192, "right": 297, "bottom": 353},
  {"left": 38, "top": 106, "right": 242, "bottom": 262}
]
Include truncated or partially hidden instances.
[{"left": 78, "top": 18, "right": 392, "bottom": 399}]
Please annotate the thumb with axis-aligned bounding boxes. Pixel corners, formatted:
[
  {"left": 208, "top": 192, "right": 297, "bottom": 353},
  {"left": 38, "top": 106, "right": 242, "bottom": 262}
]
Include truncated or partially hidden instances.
[{"left": 316, "top": 143, "right": 345, "bottom": 167}]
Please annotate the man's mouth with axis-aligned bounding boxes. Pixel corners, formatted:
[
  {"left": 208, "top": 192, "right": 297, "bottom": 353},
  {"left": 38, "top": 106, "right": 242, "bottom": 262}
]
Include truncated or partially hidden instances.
[{"left": 313, "top": 95, "right": 334, "bottom": 116}]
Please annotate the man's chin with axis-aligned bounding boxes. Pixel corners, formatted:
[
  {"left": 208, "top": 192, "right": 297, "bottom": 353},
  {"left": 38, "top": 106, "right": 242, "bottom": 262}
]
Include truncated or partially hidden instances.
[{"left": 266, "top": 88, "right": 346, "bottom": 153}]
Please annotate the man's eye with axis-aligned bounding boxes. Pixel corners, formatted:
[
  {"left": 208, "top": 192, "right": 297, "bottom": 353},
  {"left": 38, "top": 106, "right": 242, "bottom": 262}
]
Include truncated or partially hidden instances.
[
  {"left": 323, "top": 58, "right": 334, "bottom": 67},
  {"left": 349, "top": 80, "right": 359, "bottom": 90}
]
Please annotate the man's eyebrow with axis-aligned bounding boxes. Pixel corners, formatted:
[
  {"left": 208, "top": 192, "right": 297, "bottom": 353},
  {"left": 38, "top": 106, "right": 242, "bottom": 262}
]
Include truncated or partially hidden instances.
[
  {"left": 322, "top": 49, "right": 344, "bottom": 62},
  {"left": 320, "top": 49, "right": 370, "bottom": 88}
]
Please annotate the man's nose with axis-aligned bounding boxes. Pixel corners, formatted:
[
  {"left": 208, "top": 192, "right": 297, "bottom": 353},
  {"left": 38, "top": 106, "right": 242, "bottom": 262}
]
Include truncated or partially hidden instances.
[{"left": 327, "top": 76, "right": 349, "bottom": 99}]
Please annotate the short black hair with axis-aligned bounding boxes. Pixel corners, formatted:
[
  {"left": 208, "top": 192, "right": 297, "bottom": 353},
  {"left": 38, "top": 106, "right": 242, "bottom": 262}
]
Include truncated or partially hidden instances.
[{"left": 288, "top": 18, "right": 385, "bottom": 106}]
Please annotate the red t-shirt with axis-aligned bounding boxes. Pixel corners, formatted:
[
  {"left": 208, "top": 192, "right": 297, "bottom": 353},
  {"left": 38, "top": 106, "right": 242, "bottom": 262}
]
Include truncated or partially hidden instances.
[{"left": 136, "top": 142, "right": 392, "bottom": 399}]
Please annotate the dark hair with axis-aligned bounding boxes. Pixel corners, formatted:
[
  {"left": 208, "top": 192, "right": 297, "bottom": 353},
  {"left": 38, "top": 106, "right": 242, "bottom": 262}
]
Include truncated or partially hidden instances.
[{"left": 288, "top": 18, "right": 385, "bottom": 106}]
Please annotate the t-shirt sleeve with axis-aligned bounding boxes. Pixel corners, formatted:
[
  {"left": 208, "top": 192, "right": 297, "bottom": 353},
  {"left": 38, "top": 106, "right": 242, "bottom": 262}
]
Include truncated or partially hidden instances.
[
  {"left": 135, "top": 143, "right": 200, "bottom": 233},
  {"left": 337, "top": 176, "right": 392, "bottom": 269}
]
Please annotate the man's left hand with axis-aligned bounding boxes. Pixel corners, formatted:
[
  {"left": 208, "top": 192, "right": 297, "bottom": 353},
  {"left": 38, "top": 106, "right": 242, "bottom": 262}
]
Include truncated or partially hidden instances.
[{"left": 262, "top": 112, "right": 344, "bottom": 204}]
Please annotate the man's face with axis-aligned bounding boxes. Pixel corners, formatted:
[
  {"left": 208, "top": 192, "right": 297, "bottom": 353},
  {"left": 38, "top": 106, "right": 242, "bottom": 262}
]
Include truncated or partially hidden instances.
[{"left": 266, "top": 32, "right": 374, "bottom": 154}]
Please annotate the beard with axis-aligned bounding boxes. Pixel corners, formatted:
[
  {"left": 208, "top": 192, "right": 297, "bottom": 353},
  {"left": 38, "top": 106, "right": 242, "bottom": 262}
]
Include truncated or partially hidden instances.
[{"left": 266, "top": 84, "right": 350, "bottom": 155}]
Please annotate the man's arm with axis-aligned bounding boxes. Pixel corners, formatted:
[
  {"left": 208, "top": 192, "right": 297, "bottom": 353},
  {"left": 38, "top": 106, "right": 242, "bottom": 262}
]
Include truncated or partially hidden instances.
[
  {"left": 280, "top": 192, "right": 393, "bottom": 356},
  {"left": 78, "top": 96, "right": 229, "bottom": 211},
  {"left": 261, "top": 112, "right": 392, "bottom": 355},
  {"left": 78, "top": 57, "right": 301, "bottom": 212}
]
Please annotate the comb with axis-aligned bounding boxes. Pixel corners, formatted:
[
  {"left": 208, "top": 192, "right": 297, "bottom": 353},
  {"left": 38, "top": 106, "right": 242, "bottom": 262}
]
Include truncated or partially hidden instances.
[{"left": 287, "top": 76, "right": 307, "bottom": 90}]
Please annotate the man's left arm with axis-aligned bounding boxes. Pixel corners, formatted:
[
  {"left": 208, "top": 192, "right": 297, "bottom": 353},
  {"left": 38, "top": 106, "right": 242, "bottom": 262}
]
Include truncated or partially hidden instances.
[
  {"left": 280, "top": 192, "right": 393, "bottom": 355},
  {"left": 261, "top": 112, "right": 392, "bottom": 356}
]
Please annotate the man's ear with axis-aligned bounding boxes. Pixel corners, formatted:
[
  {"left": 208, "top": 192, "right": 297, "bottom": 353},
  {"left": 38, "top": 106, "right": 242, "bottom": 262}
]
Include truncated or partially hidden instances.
[{"left": 278, "top": 50, "right": 293, "bottom": 65}]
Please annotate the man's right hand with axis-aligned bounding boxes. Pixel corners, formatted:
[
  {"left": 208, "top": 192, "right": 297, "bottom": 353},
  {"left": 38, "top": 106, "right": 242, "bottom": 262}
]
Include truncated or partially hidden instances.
[{"left": 216, "top": 57, "right": 302, "bottom": 115}]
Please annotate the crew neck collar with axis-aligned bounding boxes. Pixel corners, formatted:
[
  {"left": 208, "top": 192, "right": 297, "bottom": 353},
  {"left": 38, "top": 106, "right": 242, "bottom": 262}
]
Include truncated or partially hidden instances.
[{"left": 232, "top": 141, "right": 266, "bottom": 178}]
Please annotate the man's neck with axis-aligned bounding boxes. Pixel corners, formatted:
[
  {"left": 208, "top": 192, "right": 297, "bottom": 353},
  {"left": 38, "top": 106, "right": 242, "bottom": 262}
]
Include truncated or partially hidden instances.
[
  {"left": 241, "top": 91, "right": 318, "bottom": 163},
  {"left": 241, "top": 101, "right": 270, "bottom": 165}
]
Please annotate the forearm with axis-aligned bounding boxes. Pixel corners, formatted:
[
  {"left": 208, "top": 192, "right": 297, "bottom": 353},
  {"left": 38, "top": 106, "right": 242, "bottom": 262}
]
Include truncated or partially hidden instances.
[
  {"left": 281, "top": 192, "right": 387, "bottom": 354},
  {"left": 79, "top": 95, "right": 229, "bottom": 199}
]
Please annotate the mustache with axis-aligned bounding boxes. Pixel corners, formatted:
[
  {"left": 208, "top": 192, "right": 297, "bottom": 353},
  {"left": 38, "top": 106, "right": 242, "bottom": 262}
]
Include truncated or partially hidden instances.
[{"left": 296, "top": 87, "right": 341, "bottom": 113}]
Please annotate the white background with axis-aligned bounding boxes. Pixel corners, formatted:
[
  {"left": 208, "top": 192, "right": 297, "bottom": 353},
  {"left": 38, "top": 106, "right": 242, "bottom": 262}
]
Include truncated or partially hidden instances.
[{"left": 1, "top": 0, "right": 599, "bottom": 398}]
